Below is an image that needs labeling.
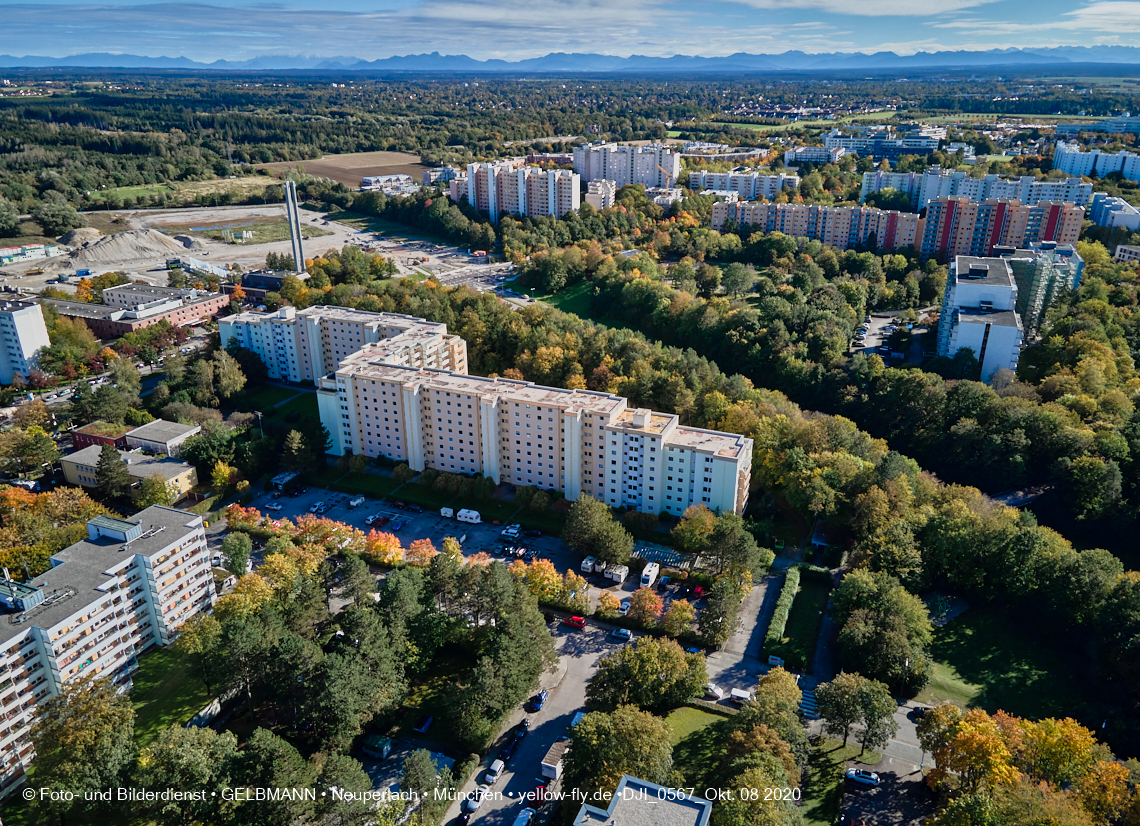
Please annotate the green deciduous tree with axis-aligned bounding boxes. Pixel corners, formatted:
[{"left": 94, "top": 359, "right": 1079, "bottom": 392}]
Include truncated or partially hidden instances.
[
  {"left": 586, "top": 637, "right": 706, "bottom": 714},
  {"left": 562, "top": 706, "right": 676, "bottom": 805},
  {"left": 134, "top": 472, "right": 175, "bottom": 508},
  {"left": 222, "top": 531, "right": 253, "bottom": 578},
  {"left": 31, "top": 677, "right": 135, "bottom": 818}
]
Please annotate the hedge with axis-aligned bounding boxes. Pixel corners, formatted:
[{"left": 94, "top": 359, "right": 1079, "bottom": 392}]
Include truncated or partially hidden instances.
[{"left": 764, "top": 567, "right": 801, "bottom": 652}]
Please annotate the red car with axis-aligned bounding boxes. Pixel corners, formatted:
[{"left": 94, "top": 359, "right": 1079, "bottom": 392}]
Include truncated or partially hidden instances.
[
  {"left": 562, "top": 615, "right": 587, "bottom": 629},
  {"left": 693, "top": 585, "right": 705, "bottom": 599}
]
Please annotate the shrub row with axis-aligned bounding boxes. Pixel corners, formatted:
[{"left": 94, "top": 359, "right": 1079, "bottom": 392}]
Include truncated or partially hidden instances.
[{"left": 764, "top": 567, "right": 801, "bottom": 652}]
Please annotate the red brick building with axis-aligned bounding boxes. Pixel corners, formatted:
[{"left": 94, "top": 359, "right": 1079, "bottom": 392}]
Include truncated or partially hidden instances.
[{"left": 71, "top": 421, "right": 130, "bottom": 451}]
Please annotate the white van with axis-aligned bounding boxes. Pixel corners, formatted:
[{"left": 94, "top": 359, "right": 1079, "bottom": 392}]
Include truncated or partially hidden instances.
[
  {"left": 348, "top": 496, "right": 366, "bottom": 509},
  {"left": 440, "top": 507, "right": 455, "bottom": 518},
  {"left": 730, "top": 688, "right": 755, "bottom": 705},
  {"left": 457, "top": 509, "right": 481, "bottom": 524},
  {"left": 641, "top": 562, "right": 660, "bottom": 589},
  {"left": 580, "top": 556, "right": 596, "bottom": 574},
  {"left": 485, "top": 759, "right": 505, "bottom": 784}
]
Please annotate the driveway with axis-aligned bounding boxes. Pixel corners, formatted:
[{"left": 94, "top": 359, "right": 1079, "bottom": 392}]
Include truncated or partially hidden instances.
[
  {"left": 841, "top": 754, "right": 934, "bottom": 826},
  {"left": 444, "top": 619, "right": 628, "bottom": 825}
]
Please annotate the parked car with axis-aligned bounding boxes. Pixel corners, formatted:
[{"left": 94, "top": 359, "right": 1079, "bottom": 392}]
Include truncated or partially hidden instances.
[
  {"left": 705, "top": 683, "right": 725, "bottom": 701},
  {"left": 563, "top": 615, "right": 586, "bottom": 629},
  {"left": 619, "top": 599, "right": 631, "bottom": 616},
  {"left": 265, "top": 503, "right": 283, "bottom": 512},
  {"left": 392, "top": 500, "right": 406, "bottom": 509},
  {"left": 309, "top": 501, "right": 325, "bottom": 513},
  {"left": 390, "top": 520, "right": 405, "bottom": 531},
  {"left": 523, "top": 529, "right": 542, "bottom": 538},
  {"left": 484, "top": 759, "right": 505, "bottom": 784},
  {"left": 499, "top": 736, "right": 520, "bottom": 761},
  {"left": 406, "top": 504, "right": 423, "bottom": 514},
  {"left": 462, "top": 786, "right": 492, "bottom": 812},
  {"left": 512, "top": 809, "right": 537, "bottom": 826},
  {"left": 846, "top": 768, "right": 880, "bottom": 786},
  {"left": 693, "top": 585, "right": 705, "bottom": 599},
  {"left": 364, "top": 514, "right": 380, "bottom": 526},
  {"left": 530, "top": 688, "right": 549, "bottom": 712},
  {"left": 501, "top": 523, "right": 522, "bottom": 539},
  {"left": 611, "top": 627, "right": 633, "bottom": 642}
]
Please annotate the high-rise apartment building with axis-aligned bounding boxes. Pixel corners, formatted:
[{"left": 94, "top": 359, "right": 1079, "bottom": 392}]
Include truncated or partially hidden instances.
[
  {"left": 861, "top": 167, "right": 1093, "bottom": 208},
  {"left": 992, "top": 242, "right": 1084, "bottom": 336},
  {"left": 573, "top": 143, "right": 681, "bottom": 189},
  {"left": 783, "top": 146, "right": 846, "bottom": 165},
  {"left": 687, "top": 170, "right": 800, "bottom": 200},
  {"left": 919, "top": 198, "right": 1083, "bottom": 260},
  {"left": 236, "top": 313, "right": 755, "bottom": 517},
  {"left": 585, "top": 179, "right": 617, "bottom": 210},
  {"left": 937, "top": 256, "right": 1024, "bottom": 382},
  {"left": 1089, "top": 192, "right": 1140, "bottom": 230},
  {"left": 711, "top": 201, "right": 923, "bottom": 251},
  {"left": 464, "top": 162, "right": 580, "bottom": 221},
  {"left": 0, "top": 506, "right": 214, "bottom": 797},
  {"left": 220, "top": 306, "right": 467, "bottom": 386},
  {"left": 0, "top": 301, "right": 49, "bottom": 385}
]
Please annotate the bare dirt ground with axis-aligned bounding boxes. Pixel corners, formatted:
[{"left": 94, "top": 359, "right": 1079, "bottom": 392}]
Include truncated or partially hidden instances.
[
  {"left": 255, "top": 151, "right": 427, "bottom": 188},
  {"left": 0, "top": 204, "right": 361, "bottom": 295}
]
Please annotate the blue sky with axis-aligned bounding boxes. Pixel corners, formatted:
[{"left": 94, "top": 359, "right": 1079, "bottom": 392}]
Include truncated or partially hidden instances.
[{"left": 3, "top": 0, "right": 1140, "bottom": 61}]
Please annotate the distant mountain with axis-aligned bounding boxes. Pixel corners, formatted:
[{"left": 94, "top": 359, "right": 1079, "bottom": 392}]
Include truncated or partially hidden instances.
[{"left": 1, "top": 47, "right": 1139, "bottom": 73}]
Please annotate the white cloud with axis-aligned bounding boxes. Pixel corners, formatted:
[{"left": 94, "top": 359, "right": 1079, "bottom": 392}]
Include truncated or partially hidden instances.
[{"left": 724, "top": 0, "right": 998, "bottom": 16}]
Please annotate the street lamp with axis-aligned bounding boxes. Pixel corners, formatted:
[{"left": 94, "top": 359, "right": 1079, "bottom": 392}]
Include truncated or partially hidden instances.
[{"left": 253, "top": 410, "right": 264, "bottom": 437}]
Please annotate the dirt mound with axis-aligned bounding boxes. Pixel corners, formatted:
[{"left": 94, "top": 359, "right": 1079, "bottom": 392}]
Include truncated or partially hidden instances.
[
  {"left": 59, "top": 227, "right": 103, "bottom": 246},
  {"left": 70, "top": 229, "right": 188, "bottom": 267},
  {"left": 173, "top": 235, "right": 208, "bottom": 251}
]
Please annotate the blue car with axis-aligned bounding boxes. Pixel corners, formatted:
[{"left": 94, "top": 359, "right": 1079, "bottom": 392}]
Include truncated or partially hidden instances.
[
  {"left": 390, "top": 520, "right": 405, "bottom": 531},
  {"left": 530, "top": 688, "right": 549, "bottom": 712}
]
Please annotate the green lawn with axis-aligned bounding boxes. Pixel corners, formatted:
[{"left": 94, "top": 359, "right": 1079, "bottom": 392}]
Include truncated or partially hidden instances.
[
  {"left": 315, "top": 469, "right": 403, "bottom": 500},
  {"left": 275, "top": 391, "right": 320, "bottom": 422},
  {"left": 767, "top": 574, "right": 831, "bottom": 672},
  {"left": 131, "top": 647, "right": 212, "bottom": 745},
  {"left": 389, "top": 651, "right": 472, "bottom": 742},
  {"left": 917, "top": 605, "right": 1086, "bottom": 718},
  {"left": 231, "top": 385, "right": 299, "bottom": 412},
  {"left": 668, "top": 707, "right": 728, "bottom": 792},
  {"left": 803, "top": 738, "right": 882, "bottom": 826},
  {"left": 88, "top": 184, "right": 176, "bottom": 203},
  {"left": 513, "top": 508, "right": 566, "bottom": 535}
]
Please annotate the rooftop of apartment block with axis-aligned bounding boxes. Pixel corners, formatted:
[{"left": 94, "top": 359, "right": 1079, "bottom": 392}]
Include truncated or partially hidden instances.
[
  {"left": 668, "top": 426, "right": 753, "bottom": 459},
  {"left": 0, "top": 506, "right": 202, "bottom": 643},
  {"left": 954, "top": 256, "right": 1015, "bottom": 286},
  {"left": 573, "top": 776, "right": 711, "bottom": 826},
  {"left": 956, "top": 309, "right": 1022, "bottom": 329},
  {"left": 332, "top": 359, "right": 627, "bottom": 416},
  {"left": 0, "top": 300, "right": 40, "bottom": 314}
]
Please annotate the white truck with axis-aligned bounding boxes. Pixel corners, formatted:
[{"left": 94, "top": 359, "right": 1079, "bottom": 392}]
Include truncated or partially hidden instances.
[
  {"left": 457, "top": 509, "right": 481, "bottom": 524},
  {"left": 640, "top": 562, "right": 660, "bottom": 588}
]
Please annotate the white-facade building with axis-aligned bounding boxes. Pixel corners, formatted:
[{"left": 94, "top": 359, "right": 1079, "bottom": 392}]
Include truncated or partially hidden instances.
[
  {"left": 1053, "top": 141, "right": 1140, "bottom": 181},
  {"left": 937, "top": 256, "right": 1024, "bottom": 382},
  {"left": 465, "top": 163, "right": 580, "bottom": 221},
  {"left": 585, "top": 179, "right": 617, "bottom": 210},
  {"left": 0, "top": 301, "right": 49, "bottom": 385},
  {"left": 219, "top": 306, "right": 467, "bottom": 386},
  {"left": 0, "top": 507, "right": 214, "bottom": 797},
  {"left": 687, "top": 170, "right": 800, "bottom": 200},
  {"left": 1114, "top": 244, "right": 1140, "bottom": 264},
  {"left": 860, "top": 167, "right": 1094, "bottom": 208},
  {"left": 783, "top": 146, "right": 846, "bottom": 166},
  {"left": 573, "top": 143, "right": 681, "bottom": 189},
  {"left": 1089, "top": 192, "right": 1140, "bottom": 230}
]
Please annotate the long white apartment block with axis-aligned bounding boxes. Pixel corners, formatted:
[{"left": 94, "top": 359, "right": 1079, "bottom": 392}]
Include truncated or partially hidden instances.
[
  {"left": 573, "top": 143, "right": 681, "bottom": 189},
  {"left": 1054, "top": 141, "right": 1140, "bottom": 181},
  {"left": 687, "top": 170, "right": 800, "bottom": 200},
  {"left": 313, "top": 330, "right": 751, "bottom": 518},
  {"left": 0, "top": 301, "right": 49, "bottom": 385},
  {"left": 219, "top": 306, "right": 468, "bottom": 385},
  {"left": 0, "top": 506, "right": 213, "bottom": 797},
  {"left": 860, "top": 167, "right": 1094, "bottom": 208},
  {"left": 465, "top": 162, "right": 580, "bottom": 221}
]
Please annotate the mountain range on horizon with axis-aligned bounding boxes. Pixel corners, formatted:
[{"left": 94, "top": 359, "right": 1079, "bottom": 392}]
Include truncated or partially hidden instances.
[{"left": 3, "top": 46, "right": 1140, "bottom": 73}]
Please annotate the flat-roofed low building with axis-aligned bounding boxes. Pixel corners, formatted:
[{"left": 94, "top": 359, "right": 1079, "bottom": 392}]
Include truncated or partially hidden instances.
[
  {"left": 572, "top": 775, "right": 711, "bottom": 826},
  {"left": 71, "top": 421, "right": 130, "bottom": 451},
  {"left": 0, "top": 506, "right": 213, "bottom": 798},
  {"left": 61, "top": 446, "right": 198, "bottom": 499},
  {"left": 39, "top": 288, "right": 229, "bottom": 338},
  {"left": 125, "top": 419, "right": 201, "bottom": 456}
]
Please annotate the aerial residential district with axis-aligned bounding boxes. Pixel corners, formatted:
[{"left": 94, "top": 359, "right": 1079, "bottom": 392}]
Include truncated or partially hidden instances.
[{"left": 2, "top": 34, "right": 1140, "bottom": 826}]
